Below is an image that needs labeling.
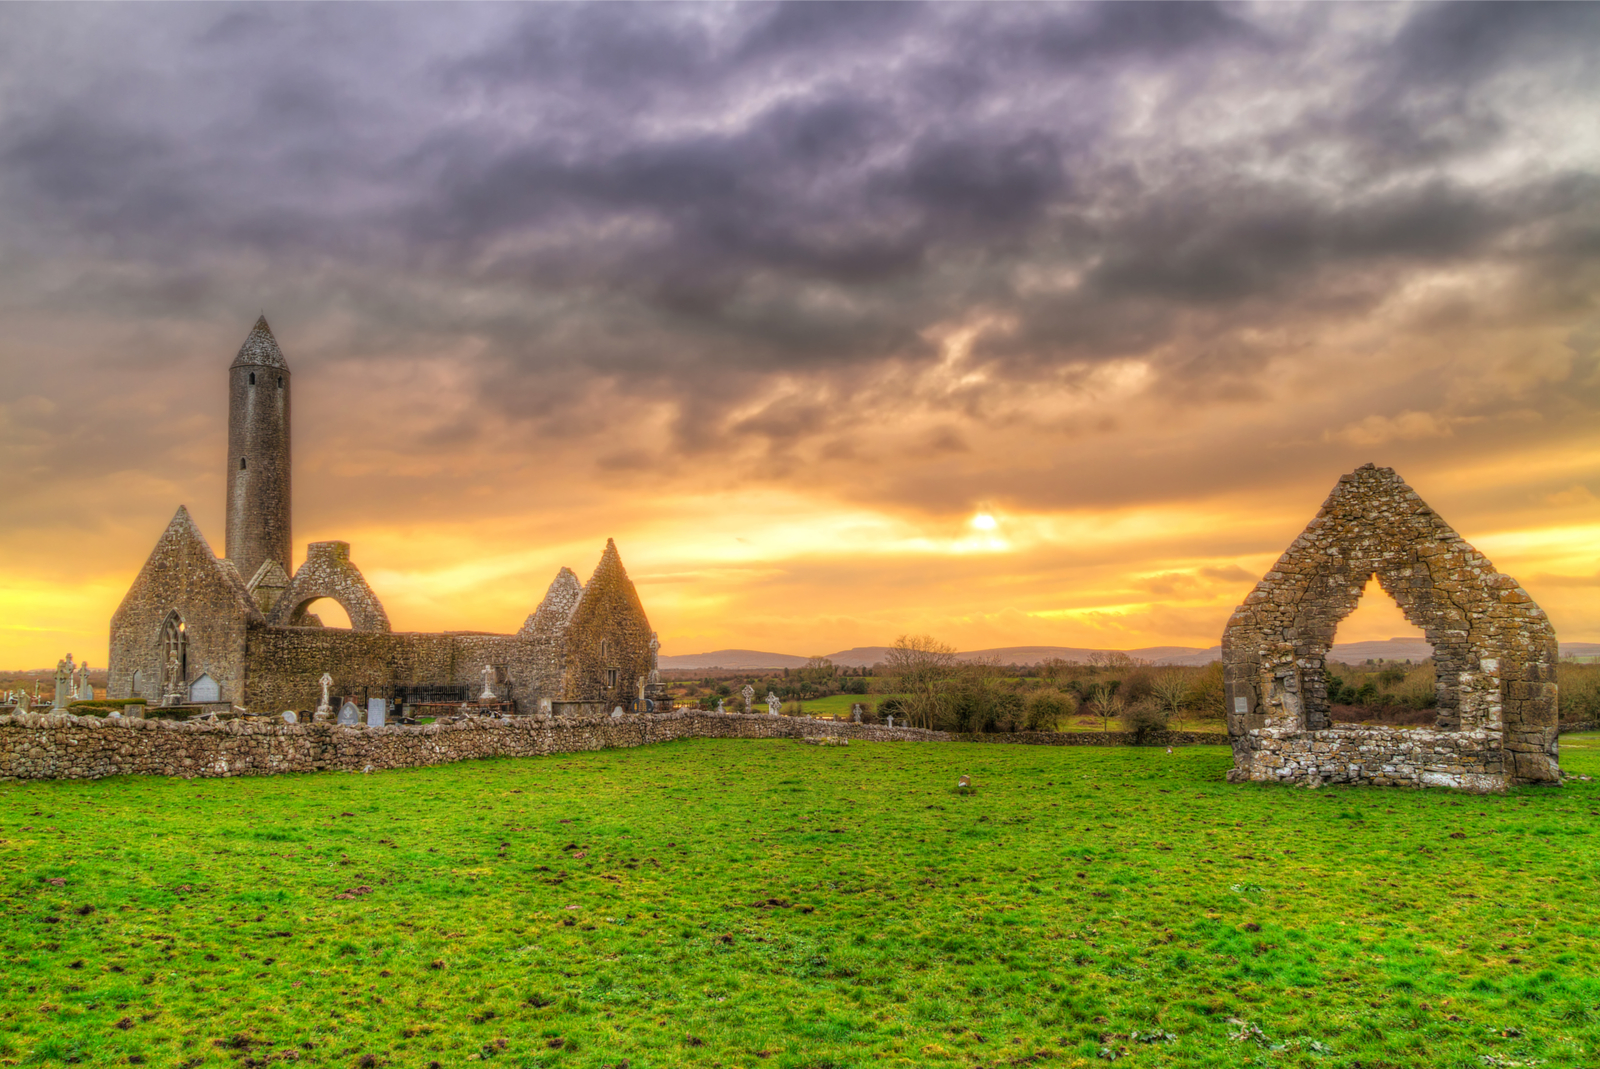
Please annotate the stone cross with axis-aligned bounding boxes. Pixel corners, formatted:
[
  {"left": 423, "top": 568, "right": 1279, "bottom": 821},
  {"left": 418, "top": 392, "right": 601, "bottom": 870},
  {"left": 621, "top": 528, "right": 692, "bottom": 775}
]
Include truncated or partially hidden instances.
[
  {"left": 716, "top": 698, "right": 725, "bottom": 713},
  {"left": 53, "top": 655, "right": 71, "bottom": 711},
  {"left": 887, "top": 715, "right": 894, "bottom": 728},
  {"left": 163, "top": 651, "right": 184, "bottom": 706},
  {"left": 481, "top": 664, "right": 497, "bottom": 701},
  {"left": 852, "top": 703, "right": 863, "bottom": 723},
  {"left": 316, "top": 673, "right": 334, "bottom": 719},
  {"left": 766, "top": 691, "right": 780, "bottom": 716},
  {"left": 78, "top": 661, "right": 94, "bottom": 701},
  {"left": 741, "top": 684, "right": 754, "bottom": 714}
]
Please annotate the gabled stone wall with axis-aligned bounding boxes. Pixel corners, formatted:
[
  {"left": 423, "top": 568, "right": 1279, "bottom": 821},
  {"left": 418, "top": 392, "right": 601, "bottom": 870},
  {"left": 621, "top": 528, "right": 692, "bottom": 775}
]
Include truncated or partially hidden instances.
[
  {"left": 1223, "top": 464, "right": 1560, "bottom": 791},
  {"left": 561, "top": 540, "right": 653, "bottom": 706},
  {"left": 108, "top": 507, "right": 261, "bottom": 706}
]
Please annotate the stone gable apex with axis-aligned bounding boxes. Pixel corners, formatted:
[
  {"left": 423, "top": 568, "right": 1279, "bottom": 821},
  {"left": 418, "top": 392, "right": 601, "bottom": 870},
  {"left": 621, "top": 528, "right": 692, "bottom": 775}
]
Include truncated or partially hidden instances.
[
  {"left": 1222, "top": 463, "right": 1559, "bottom": 790},
  {"left": 115, "top": 506, "right": 262, "bottom": 624},
  {"left": 521, "top": 566, "right": 583, "bottom": 636}
]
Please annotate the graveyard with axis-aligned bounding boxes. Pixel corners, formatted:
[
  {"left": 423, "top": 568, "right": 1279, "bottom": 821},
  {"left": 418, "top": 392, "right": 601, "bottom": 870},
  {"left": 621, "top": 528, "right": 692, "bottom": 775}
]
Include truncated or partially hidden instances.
[{"left": 5, "top": 737, "right": 1600, "bottom": 1068}]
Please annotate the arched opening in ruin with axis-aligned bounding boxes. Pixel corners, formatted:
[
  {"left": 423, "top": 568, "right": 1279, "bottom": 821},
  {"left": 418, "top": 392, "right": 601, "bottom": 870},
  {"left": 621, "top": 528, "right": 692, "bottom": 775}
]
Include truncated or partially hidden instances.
[
  {"left": 159, "top": 611, "right": 187, "bottom": 700},
  {"left": 1318, "top": 575, "right": 1442, "bottom": 731},
  {"left": 290, "top": 596, "right": 354, "bottom": 629}
]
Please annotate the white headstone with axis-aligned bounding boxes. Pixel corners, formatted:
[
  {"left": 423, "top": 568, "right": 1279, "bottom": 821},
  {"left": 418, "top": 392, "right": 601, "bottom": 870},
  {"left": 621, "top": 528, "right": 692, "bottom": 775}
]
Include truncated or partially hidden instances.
[
  {"left": 338, "top": 701, "right": 360, "bottom": 726},
  {"left": 611, "top": 706, "right": 624, "bottom": 718},
  {"left": 716, "top": 698, "right": 725, "bottom": 713},
  {"left": 316, "top": 673, "right": 334, "bottom": 719},
  {"left": 480, "top": 664, "right": 497, "bottom": 700},
  {"left": 367, "top": 698, "right": 387, "bottom": 727},
  {"left": 281, "top": 710, "right": 298, "bottom": 725},
  {"left": 78, "top": 661, "right": 94, "bottom": 701},
  {"left": 766, "top": 692, "right": 781, "bottom": 716},
  {"left": 741, "top": 684, "right": 755, "bottom": 714},
  {"left": 887, "top": 715, "right": 894, "bottom": 728},
  {"left": 189, "top": 673, "right": 220, "bottom": 703}
]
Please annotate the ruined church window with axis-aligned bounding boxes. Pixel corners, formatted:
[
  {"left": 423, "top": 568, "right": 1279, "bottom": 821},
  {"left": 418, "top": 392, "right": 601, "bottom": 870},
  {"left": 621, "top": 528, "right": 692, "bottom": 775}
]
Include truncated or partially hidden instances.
[
  {"left": 131, "top": 669, "right": 142, "bottom": 695},
  {"left": 607, "top": 668, "right": 618, "bottom": 690},
  {"left": 600, "top": 639, "right": 610, "bottom": 659},
  {"left": 160, "top": 612, "right": 187, "bottom": 693}
]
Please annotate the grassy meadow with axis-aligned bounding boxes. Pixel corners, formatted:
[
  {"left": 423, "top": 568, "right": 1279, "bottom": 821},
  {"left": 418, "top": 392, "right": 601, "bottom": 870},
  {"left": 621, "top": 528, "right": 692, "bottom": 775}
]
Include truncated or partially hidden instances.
[{"left": 4, "top": 737, "right": 1600, "bottom": 1068}]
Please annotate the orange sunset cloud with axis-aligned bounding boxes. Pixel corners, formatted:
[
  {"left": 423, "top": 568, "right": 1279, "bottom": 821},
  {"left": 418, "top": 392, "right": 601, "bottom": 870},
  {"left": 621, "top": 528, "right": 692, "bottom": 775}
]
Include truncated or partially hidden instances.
[{"left": 2, "top": 3, "right": 1598, "bottom": 668}]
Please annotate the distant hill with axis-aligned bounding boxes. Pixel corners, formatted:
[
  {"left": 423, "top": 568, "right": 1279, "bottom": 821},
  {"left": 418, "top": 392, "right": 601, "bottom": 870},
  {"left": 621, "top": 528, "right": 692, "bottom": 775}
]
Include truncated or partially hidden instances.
[{"left": 660, "top": 638, "right": 1600, "bottom": 670}]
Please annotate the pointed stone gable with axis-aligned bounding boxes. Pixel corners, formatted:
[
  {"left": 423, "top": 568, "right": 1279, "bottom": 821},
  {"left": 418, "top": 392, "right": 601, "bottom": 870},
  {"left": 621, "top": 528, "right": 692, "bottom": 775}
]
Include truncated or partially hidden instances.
[
  {"left": 246, "top": 559, "right": 292, "bottom": 614},
  {"left": 107, "top": 505, "right": 261, "bottom": 705},
  {"left": 231, "top": 315, "right": 288, "bottom": 369},
  {"left": 1222, "top": 464, "right": 1560, "bottom": 790},
  {"left": 521, "top": 567, "right": 583, "bottom": 636},
  {"left": 561, "top": 540, "right": 653, "bottom": 703}
]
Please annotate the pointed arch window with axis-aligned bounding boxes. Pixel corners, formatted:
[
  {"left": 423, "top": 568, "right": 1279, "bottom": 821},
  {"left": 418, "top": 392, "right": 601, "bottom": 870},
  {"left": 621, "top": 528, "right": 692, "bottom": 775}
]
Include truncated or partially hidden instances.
[
  {"left": 249, "top": 372, "right": 256, "bottom": 386},
  {"left": 160, "top": 612, "right": 188, "bottom": 702}
]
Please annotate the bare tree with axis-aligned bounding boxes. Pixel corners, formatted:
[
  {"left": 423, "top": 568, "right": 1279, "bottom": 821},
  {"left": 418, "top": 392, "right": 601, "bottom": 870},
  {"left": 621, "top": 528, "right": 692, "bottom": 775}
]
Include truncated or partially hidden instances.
[
  {"left": 1086, "top": 687, "right": 1125, "bottom": 732},
  {"left": 1150, "top": 670, "right": 1191, "bottom": 719},
  {"left": 884, "top": 634, "right": 958, "bottom": 730}
]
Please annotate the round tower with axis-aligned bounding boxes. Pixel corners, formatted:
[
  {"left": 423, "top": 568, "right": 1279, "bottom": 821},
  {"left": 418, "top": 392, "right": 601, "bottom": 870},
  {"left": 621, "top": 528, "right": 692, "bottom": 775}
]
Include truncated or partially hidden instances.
[{"left": 226, "top": 315, "right": 292, "bottom": 585}]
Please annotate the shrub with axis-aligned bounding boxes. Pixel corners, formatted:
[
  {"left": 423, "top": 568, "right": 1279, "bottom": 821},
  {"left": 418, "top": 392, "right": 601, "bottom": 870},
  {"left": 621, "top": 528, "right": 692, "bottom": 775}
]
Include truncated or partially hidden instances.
[
  {"left": 842, "top": 678, "right": 868, "bottom": 695},
  {"left": 1120, "top": 699, "right": 1170, "bottom": 740},
  {"left": 1024, "top": 691, "right": 1075, "bottom": 731}
]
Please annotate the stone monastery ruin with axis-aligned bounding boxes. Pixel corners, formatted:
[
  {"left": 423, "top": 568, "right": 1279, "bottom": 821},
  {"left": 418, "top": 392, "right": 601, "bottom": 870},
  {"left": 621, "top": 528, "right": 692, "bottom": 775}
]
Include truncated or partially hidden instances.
[
  {"left": 108, "top": 317, "right": 664, "bottom": 717},
  {"left": 1223, "top": 464, "right": 1560, "bottom": 791}
]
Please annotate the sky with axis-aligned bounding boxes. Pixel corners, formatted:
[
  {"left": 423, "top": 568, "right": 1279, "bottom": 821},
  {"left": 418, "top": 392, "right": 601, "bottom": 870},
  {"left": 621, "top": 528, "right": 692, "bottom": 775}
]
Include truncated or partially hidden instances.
[{"left": 2, "top": 1, "right": 1598, "bottom": 668}]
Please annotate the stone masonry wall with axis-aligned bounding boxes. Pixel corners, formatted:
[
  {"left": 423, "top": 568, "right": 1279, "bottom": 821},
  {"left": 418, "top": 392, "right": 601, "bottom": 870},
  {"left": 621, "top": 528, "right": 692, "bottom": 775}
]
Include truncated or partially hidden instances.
[
  {"left": 0, "top": 711, "right": 952, "bottom": 781},
  {"left": 1223, "top": 464, "right": 1561, "bottom": 792},
  {"left": 240, "top": 627, "right": 570, "bottom": 714}
]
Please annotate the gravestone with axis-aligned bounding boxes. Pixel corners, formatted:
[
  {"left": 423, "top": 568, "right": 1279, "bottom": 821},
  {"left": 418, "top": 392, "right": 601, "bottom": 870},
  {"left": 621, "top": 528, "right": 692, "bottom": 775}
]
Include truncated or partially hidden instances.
[
  {"left": 337, "top": 701, "right": 360, "bottom": 726},
  {"left": 367, "top": 698, "right": 387, "bottom": 727},
  {"left": 189, "top": 673, "right": 220, "bottom": 703},
  {"left": 611, "top": 706, "right": 624, "bottom": 718},
  {"left": 538, "top": 697, "right": 552, "bottom": 716},
  {"left": 766, "top": 692, "right": 781, "bottom": 716},
  {"left": 282, "top": 710, "right": 298, "bottom": 725},
  {"left": 52, "top": 655, "right": 71, "bottom": 711},
  {"left": 851, "top": 703, "right": 863, "bottom": 723},
  {"left": 742, "top": 684, "right": 755, "bottom": 714},
  {"left": 716, "top": 699, "right": 726, "bottom": 713},
  {"left": 78, "top": 661, "right": 94, "bottom": 701},
  {"left": 316, "top": 673, "right": 334, "bottom": 721},
  {"left": 886, "top": 715, "right": 894, "bottom": 728}
]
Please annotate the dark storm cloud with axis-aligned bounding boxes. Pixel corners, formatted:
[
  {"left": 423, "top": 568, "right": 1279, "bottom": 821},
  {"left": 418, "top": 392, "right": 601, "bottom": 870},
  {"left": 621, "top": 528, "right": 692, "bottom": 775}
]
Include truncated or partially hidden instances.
[{"left": 0, "top": 1, "right": 1597, "bottom": 492}]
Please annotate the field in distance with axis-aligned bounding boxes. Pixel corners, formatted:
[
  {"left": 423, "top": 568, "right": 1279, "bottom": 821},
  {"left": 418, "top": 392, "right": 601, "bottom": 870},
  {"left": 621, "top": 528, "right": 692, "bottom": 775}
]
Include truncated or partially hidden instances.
[{"left": 4, "top": 740, "right": 1599, "bottom": 1067}]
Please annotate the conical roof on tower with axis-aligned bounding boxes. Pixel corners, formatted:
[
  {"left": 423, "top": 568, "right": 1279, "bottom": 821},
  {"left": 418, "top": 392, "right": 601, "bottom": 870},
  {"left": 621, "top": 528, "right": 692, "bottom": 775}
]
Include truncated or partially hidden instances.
[{"left": 230, "top": 315, "right": 289, "bottom": 369}]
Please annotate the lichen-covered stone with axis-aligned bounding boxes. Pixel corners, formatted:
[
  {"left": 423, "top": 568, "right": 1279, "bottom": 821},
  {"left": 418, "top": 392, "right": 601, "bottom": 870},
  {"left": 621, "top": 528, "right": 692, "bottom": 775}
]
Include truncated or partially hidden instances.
[{"left": 1222, "top": 464, "right": 1560, "bottom": 792}]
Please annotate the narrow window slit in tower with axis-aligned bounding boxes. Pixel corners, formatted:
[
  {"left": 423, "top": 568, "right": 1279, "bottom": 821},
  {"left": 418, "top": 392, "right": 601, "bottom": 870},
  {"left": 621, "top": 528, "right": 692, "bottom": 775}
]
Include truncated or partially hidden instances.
[
  {"left": 277, "top": 376, "right": 283, "bottom": 388},
  {"left": 249, "top": 372, "right": 256, "bottom": 385},
  {"left": 240, "top": 457, "right": 247, "bottom": 470}
]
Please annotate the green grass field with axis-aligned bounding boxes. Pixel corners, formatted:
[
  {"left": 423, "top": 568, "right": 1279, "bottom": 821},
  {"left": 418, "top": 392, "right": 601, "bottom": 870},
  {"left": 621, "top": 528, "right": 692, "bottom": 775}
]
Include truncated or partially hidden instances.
[{"left": 4, "top": 737, "right": 1600, "bottom": 1068}]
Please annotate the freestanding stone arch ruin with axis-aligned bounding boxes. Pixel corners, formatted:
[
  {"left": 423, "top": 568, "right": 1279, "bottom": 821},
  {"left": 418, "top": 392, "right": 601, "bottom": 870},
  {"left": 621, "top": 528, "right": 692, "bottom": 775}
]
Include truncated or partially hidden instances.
[
  {"left": 1223, "top": 464, "right": 1559, "bottom": 791},
  {"left": 268, "top": 541, "right": 392, "bottom": 632}
]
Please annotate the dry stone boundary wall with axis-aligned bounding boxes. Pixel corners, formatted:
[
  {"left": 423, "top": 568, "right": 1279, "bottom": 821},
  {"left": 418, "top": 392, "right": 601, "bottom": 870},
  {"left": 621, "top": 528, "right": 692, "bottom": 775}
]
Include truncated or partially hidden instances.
[
  {"left": 0, "top": 712, "right": 1238, "bottom": 782},
  {"left": 0, "top": 711, "right": 949, "bottom": 781}
]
